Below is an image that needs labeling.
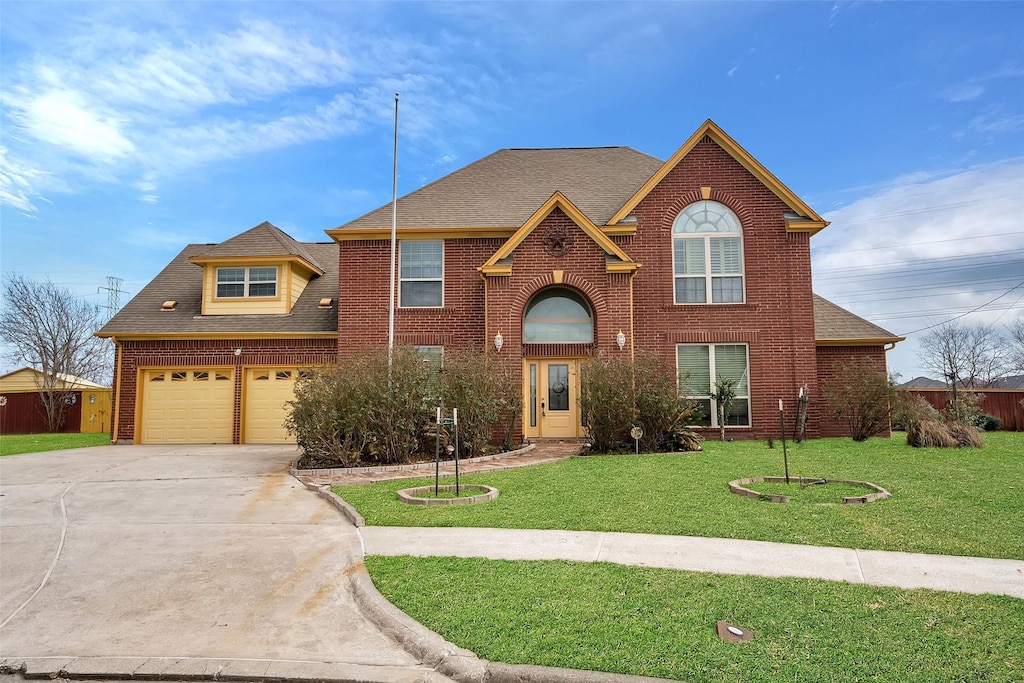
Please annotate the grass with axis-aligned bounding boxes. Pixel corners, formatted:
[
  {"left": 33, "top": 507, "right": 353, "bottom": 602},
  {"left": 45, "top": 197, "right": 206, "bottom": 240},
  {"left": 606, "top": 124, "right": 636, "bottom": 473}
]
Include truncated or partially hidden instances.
[
  {"left": 0, "top": 432, "right": 110, "bottom": 456},
  {"left": 367, "top": 556, "right": 1024, "bottom": 682},
  {"left": 337, "top": 433, "right": 1024, "bottom": 559}
]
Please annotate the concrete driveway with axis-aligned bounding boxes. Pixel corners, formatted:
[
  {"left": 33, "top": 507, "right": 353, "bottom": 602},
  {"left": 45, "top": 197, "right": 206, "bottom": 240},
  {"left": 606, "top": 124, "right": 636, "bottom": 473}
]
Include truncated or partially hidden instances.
[{"left": 0, "top": 445, "right": 443, "bottom": 681}]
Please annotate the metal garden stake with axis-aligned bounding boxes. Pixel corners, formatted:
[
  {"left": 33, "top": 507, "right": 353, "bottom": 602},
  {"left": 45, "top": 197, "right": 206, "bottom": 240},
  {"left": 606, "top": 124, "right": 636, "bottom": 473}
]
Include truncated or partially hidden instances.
[{"left": 779, "top": 399, "right": 790, "bottom": 484}]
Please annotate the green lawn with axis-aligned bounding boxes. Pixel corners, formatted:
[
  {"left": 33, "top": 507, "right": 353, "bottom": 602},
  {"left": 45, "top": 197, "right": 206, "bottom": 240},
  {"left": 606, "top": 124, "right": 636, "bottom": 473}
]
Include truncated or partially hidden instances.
[
  {"left": 368, "top": 556, "right": 1024, "bottom": 682},
  {"left": 337, "top": 433, "right": 1024, "bottom": 559},
  {"left": 0, "top": 432, "right": 110, "bottom": 456}
]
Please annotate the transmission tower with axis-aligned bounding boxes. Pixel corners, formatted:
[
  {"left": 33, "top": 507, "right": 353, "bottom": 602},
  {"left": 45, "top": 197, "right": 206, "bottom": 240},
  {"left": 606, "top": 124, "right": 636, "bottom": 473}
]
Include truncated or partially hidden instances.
[{"left": 98, "top": 276, "right": 128, "bottom": 320}]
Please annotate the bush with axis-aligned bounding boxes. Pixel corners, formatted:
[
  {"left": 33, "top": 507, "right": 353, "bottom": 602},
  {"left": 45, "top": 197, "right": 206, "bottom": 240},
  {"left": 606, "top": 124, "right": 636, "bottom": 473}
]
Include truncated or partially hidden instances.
[
  {"left": 823, "top": 360, "right": 903, "bottom": 441},
  {"left": 287, "top": 346, "right": 520, "bottom": 467},
  {"left": 892, "top": 394, "right": 940, "bottom": 431},
  {"left": 906, "top": 419, "right": 983, "bottom": 448},
  {"left": 906, "top": 420, "right": 957, "bottom": 448},
  {"left": 581, "top": 352, "right": 702, "bottom": 454},
  {"left": 976, "top": 414, "right": 1002, "bottom": 432}
]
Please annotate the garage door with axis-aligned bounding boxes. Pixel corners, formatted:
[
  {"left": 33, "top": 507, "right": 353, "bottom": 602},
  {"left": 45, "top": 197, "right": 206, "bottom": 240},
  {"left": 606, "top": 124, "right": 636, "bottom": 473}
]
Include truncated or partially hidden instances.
[
  {"left": 141, "top": 369, "right": 234, "bottom": 444},
  {"left": 243, "top": 368, "right": 299, "bottom": 443}
]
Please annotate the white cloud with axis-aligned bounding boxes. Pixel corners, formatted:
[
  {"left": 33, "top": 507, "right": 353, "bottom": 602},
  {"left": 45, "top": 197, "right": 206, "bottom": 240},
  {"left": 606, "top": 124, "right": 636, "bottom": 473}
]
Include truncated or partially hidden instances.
[
  {"left": 940, "top": 83, "right": 985, "bottom": 103},
  {"left": 0, "top": 146, "right": 46, "bottom": 213},
  {"left": 812, "top": 160, "right": 1024, "bottom": 378}
]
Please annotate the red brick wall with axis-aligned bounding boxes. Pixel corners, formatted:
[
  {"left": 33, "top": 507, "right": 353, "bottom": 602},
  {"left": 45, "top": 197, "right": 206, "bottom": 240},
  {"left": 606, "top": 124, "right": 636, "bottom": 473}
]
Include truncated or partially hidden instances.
[
  {"left": 815, "top": 345, "right": 890, "bottom": 438},
  {"left": 112, "top": 337, "right": 336, "bottom": 443},
  {"left": 623, "top": 137, "right": 819, "bottom": 438}
]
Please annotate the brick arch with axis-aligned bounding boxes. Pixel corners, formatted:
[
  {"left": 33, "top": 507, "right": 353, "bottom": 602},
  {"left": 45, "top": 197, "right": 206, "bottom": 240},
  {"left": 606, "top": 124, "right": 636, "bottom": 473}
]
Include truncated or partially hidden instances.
[
  {"left": 511, "top": 275, "right": 608, "bottom": 324},
  {"left": 660, "top": 191, "right": 753, "bottom": 232}
]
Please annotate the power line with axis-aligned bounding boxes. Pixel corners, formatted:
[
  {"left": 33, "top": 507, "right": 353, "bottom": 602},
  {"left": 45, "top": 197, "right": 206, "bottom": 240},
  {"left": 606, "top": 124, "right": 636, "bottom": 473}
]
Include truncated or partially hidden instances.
[
  {"left": 897, "top": 280, "right": 1024, "bottom": 336},
  {"left": 814, "top": 230, "right": 1024, "bottom": 256}
]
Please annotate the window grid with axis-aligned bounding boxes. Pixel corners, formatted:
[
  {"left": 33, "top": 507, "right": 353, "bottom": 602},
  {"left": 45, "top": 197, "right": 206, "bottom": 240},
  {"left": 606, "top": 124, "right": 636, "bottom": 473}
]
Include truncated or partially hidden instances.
[
  {"left": 676, "top": 343, "right": 751, "bottom": 428},
  {"left": 399, "top": 241, "right": 444, "bottom": 307},
  {"left": 216, "top": 266, "right": 278, "bottom": 298},
  {"left": 672, "top": 201, "right": 744, "bottom": 305}
]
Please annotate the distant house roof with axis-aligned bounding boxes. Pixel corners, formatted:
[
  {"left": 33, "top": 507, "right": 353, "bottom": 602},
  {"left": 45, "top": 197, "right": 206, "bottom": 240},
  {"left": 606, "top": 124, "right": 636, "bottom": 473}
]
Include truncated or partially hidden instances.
[
  {"left": 332, "top": 147, "right": 665, "bottom": 231},
  {"left": 813, "top": 295, "right": 904, "bottom": 345},
  {"left": 0, "top": 367, "right": 109, "bottom": 392},
  {"left": 900, "top": 374, "right": 1024, "bottom": 390},
  {"left": 899, "top": 376, "right": 947, "bottom": 389},
  {"left": 97, "top": 224, "right": 338, "bottom": 337}
]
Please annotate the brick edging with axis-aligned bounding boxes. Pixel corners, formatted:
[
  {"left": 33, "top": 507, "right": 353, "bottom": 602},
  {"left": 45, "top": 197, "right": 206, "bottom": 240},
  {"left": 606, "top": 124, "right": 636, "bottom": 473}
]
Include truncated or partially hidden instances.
[{"left": 289, "top": 443, "right": 536, "bottom": 478}]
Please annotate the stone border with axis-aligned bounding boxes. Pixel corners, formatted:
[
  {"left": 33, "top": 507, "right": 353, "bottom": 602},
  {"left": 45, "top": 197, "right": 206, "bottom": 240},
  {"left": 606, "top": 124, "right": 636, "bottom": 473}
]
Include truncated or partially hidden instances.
[
  {"left": 290, "top": 443, "right": 535, "bottom": 478},
  {"left": 729, "top": 476, "right": 891, "bottom": 504},
  {"left": 397, "top": 484, "right": 499, "bottom": 506}
]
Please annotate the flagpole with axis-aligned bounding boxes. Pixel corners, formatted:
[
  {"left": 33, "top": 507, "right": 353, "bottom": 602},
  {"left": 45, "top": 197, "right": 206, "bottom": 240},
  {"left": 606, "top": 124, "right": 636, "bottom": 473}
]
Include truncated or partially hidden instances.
[{"left": 387, "top": 92, "right": 399, "bottom": 370}]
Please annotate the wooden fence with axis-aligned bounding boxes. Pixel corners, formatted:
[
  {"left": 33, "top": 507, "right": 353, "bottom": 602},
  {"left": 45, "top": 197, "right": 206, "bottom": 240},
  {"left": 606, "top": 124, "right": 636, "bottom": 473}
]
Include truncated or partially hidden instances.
[{"left": 901, "top": 388, "right": 1024, "bottom": 432}]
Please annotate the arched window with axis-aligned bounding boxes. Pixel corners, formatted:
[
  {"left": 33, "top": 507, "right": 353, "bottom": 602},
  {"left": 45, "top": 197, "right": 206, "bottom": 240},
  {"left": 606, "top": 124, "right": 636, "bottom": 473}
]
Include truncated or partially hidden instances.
[
  {"left": 523, "top": 289, "right": 593, "bottom": 343},
  {"left": 672, "top": 200, "right": 744, "bottom": 304}
]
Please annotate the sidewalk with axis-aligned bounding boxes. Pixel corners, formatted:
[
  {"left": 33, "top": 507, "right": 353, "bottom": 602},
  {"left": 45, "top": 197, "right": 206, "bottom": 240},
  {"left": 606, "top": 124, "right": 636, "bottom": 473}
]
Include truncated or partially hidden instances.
[{"left": 360, "top": 526, "right": 1024, "bottom": 599}]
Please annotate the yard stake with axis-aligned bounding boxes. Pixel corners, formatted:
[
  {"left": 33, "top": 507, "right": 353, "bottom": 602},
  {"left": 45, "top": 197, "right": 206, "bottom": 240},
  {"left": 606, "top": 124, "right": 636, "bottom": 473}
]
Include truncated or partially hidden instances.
[{"left": 779, "top": 399, "right": 790, "bottom": 484}]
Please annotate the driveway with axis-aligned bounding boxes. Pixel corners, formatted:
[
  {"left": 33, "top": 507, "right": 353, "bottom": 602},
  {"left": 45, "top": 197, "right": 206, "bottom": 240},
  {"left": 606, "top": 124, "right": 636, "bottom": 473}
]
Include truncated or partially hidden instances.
[{"left": 0, "top": 445, "right": 443, "bottom": 681}]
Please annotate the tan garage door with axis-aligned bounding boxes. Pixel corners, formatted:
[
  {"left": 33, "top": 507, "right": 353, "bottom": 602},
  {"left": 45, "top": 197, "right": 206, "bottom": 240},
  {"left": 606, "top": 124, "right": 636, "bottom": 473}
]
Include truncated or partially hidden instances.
[
  {"left": 243, "top": 368, "right": 299, "bottom": 443},
  {"left": 141, "top": 369, "right": 234, "bottom": 444}
]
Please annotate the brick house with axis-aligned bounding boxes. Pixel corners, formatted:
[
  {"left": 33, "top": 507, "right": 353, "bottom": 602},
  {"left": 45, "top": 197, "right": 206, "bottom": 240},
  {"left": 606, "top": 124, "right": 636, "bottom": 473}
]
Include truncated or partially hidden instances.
[{"left": 98, "top": 120, "right": 902, "bottom": 444}]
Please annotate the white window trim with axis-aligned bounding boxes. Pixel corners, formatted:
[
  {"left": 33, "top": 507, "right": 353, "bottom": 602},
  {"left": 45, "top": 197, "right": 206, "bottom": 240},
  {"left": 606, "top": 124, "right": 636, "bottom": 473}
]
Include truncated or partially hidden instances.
[
  {"left": 671, "top": 203, "right": 745, "bottom": 305},
  {"left": 215, "top": 266, "right": 278, "bottom": 299},
  {"left": 676, "top": 343, "right": 751, "bottom": 428},
  {"left": 399, "top": 240, "right": 444, "bottom": 308}
]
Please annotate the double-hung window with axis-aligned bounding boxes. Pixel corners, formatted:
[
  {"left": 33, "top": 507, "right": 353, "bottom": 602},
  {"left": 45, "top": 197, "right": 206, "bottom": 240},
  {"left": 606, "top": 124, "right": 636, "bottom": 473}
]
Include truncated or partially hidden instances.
[
  {"left": 399, "top": 241, "right": 443, "bottom": 307},
  {"left": 672, "top": 201, "right": 744, "bottom": 304},
  {"left": 677, "top": 344, "right": 750, "bottom": 427},
  {"left": 216, "top": 266, "right": 278, "bottom": 298}
]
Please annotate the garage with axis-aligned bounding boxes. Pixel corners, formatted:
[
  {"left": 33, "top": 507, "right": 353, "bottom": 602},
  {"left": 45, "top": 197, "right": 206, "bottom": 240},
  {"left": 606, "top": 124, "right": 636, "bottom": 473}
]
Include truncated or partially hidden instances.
[
  {"left": 243, "top": 368, "right": 300, "bottom": 443},
  {"left": 140, "top": 369, "right": 234, "bottom": 444}
]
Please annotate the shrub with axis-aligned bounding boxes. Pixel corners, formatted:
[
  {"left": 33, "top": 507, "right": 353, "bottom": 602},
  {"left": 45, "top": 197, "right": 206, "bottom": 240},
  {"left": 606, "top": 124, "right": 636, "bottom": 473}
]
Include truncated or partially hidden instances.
[
  {"left": 892, "top": 394, "right": 940, "bottom": 431},
  {"left": 906, "top": 420, "right": 957, "bottom": 448},
  {"left": 581, "top": 352, "right": 702, "bottom": 454},
  {"left": 947, "top": 422, "right": 984, "bottom": 448},
  {"left": 438, "top": 349, "right": 520, "bottom": 458},
  {"left": 976, "top": 414, "right": 1002, "bottom": 432},
  {"left": 823, "top": 360, "right": 904, "bottom": 441}
]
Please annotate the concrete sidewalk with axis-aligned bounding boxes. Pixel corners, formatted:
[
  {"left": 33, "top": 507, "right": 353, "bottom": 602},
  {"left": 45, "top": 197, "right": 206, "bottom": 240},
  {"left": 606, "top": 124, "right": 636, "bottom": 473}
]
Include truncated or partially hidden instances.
[{"left": 360, "top": 526, "right": 1024, "bottom": 599}]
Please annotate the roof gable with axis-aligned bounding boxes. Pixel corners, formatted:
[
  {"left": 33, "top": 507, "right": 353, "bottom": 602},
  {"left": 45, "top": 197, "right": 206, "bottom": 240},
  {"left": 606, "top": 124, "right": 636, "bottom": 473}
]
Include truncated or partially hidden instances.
[
  {"left": 609, "top": 120, "right": 828, "bottom": 234},
  {"left": 479, "top": 192, "right": 637, "bottom": 276},
  {"left": 191, "top": 221, "right": 325, "bottom": 274},
  {"left": 0, "top": 367, "right": 108, "bottom": 391}
]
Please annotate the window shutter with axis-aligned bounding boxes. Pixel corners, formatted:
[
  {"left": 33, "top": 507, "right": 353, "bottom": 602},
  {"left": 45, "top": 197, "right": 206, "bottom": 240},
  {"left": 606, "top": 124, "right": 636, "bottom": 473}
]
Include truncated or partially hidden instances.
[
  {"left": 713, "top": 345, "right": 749, "bottom": 394},
  {"left": 674, "top": 238, "right": 706, "bottom": 275},
  {"left": 677, "top": 345, "right": 711, "bottom": 395},
  {"left": 710, "top": 237, "right": 742, "bottom": 275}
]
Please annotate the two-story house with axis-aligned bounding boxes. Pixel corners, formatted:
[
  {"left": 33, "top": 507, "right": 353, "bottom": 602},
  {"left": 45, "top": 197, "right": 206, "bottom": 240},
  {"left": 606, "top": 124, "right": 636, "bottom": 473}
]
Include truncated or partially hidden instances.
[{"left": 98, "top": 120, "right": 902, "bottom": 444}]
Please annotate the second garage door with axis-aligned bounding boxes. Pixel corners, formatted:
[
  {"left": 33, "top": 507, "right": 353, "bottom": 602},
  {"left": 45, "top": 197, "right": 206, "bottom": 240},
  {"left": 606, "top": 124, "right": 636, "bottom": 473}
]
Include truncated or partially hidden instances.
[
  {"left": 243, "top": 368, "right": 299, "bottom": 443},
  {"left": 141, "top": 369, "right": 234, "bottom": 444}
]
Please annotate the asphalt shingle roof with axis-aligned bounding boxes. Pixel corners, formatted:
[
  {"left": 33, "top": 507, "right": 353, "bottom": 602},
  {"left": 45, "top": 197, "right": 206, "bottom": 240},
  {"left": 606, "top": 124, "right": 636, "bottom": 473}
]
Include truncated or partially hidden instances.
[
  {"left": 195, "top": 221, "right": 325, "bottom": 273},
  {"left": 97, "top": 228, "right": 338, "bottom": 336},
  {"left": 813, "top": 294, "right": 902, "bottom": 343},
  {"left": 334, "top": 147, "right": 665, "bottom": 230}
]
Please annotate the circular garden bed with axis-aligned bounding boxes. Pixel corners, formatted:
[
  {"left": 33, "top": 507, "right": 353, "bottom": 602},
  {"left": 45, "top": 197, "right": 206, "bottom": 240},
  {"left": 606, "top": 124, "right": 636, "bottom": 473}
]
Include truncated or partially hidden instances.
[
  {"left": 397, "top": 484, "right": 498, "bottom": 506},
  {"left": 729, "top": 476, "right": 890, "bottom": 504}
]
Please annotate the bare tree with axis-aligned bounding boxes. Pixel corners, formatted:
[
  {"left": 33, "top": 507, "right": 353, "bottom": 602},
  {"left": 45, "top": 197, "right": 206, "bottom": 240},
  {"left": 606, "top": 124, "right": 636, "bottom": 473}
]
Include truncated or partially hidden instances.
[
  {"left": 1009, "top": 319, "right": 1024, "bottom": 374},
  {"left": 0, "top": 274, "right": 110, "bottom": 432},
  {"left": 918, "top": 321, "right": 1009, "bottom": 420}
]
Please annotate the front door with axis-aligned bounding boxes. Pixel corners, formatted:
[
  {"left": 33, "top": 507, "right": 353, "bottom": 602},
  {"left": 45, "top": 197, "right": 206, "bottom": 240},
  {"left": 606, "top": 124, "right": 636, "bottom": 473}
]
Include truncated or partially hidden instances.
[{"left": 524, "top": 359, "right": 581, "bottom": 439}]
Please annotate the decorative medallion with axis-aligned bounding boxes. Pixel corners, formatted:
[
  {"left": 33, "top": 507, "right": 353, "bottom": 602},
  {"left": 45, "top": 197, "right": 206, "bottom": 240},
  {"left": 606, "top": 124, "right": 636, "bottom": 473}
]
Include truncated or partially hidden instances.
[{"left": 542, "top": 224, "right": 573, "bottom": 257}]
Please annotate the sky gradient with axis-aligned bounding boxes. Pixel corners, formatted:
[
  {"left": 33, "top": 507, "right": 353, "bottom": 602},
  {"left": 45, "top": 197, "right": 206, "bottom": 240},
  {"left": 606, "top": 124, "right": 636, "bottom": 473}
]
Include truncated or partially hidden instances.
[{"left": 2, "top": 1, "right": 1022, "bottom": 379}]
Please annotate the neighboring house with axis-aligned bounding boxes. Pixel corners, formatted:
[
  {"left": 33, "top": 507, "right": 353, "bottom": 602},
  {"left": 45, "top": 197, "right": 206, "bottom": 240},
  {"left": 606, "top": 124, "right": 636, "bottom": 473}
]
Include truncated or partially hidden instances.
[
  {"left": 98, "top": 119, "right": 902, "bottom": 444},
  {"left": 0, "top": 367, "right": 112, "bottom": 435}
]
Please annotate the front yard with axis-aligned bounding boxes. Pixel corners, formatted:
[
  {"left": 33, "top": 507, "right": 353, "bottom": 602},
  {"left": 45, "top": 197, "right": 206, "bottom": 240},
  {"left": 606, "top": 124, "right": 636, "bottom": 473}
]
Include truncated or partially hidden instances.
[
  {"left": 0, "top": 432, "right": 109, "bottom": 456},
  {"left": 336, "top": 432, "right": 1024, "bottom": 559},
  {"left": 341, "top": 433, "right": 1023, "bottom": 681}
]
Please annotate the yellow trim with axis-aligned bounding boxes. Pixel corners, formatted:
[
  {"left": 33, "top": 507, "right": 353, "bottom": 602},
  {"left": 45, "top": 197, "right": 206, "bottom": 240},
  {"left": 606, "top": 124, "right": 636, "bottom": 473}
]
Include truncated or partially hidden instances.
[
  {"left": 599, "top": 224, "right": 636, "bottom": 236},
  {"left": 608, "top": 119, "right": 829, "bottom": 233},
  {"left": 816, "top": 337, "right": 905, "bottom": 347},
  {"left": 553, "top": 270, "right": 564, "bottom": 284},
  {"left": 328, "top": 226, "right": 517, "bottom": 242},
  {"left": 606, "top": 261, "right": 640, "bottom": 274},
  {"left": 479, "top": 192, "right": 637, "bottom": 276},
  {"left": 700, "top": 186, "right": 712, "bottom": 200},
  {"left": 480, "top": 264, "right": 513, "bottom": 276},
  {"left": 190, "top": 254, "right": 324, "bottom": 276},
  {"left": 785, "top": 218, "right": 829, "bottom": 234}
]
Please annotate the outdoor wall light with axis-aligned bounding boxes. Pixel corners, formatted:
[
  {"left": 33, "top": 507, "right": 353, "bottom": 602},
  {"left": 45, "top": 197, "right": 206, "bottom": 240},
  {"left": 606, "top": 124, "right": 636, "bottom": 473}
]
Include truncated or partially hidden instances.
[
  {"left": 494, "top": 332, "right": 503, "bottom": 352},
  {"left": 234, "top": 348, "right": 242, "bottom": 356},
  {"left": 616, "top": 330, "right": 626, "bottom": 350}
]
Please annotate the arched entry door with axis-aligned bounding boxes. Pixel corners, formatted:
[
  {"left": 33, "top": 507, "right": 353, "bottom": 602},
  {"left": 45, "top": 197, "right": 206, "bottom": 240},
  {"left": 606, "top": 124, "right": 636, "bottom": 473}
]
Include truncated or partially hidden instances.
[{"left": 522, "top": 288, "right": 592, "bottom": 439}]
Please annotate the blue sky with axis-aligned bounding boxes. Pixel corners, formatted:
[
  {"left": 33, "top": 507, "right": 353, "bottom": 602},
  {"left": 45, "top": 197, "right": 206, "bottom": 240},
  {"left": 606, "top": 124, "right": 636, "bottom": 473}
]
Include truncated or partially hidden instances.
[{"left": 2, "top": 1, "right": 1022, "bottom": 379}]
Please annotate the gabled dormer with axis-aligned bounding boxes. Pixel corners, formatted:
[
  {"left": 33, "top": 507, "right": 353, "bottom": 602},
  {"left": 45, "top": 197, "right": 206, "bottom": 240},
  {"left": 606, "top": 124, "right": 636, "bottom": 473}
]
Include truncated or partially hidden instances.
[{"left": 188, "top": 222, "right": 326, "bottom": 316}]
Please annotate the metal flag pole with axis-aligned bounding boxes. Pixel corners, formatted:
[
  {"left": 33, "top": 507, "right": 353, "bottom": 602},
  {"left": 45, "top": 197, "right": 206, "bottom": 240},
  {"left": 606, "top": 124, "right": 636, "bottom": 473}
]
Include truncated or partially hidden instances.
[{"left": 387, "top": 92, "right": 399, "bottom": 371}]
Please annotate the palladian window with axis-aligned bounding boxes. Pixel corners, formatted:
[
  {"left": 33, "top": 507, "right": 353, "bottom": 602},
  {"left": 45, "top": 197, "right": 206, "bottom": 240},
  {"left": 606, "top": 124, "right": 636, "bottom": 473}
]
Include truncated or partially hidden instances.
[
  {"left": 523, "top": 289, "right": 593, "bottom": 343},
  {"left": 672, "top": 200, "right": 744, "bottom": 304}
]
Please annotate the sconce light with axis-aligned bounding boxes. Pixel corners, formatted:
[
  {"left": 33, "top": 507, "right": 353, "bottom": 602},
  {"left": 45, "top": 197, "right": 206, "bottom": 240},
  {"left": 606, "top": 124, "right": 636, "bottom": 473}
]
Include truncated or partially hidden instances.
[
  {"left": 494, "top": 332, "right": 504, "bottom": 352},
  {"left": 616, "top": 330, "right": 626, "bottom": 350},
  {"left": 234, "top": 348, "right": 242, "bottom": 357}
]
